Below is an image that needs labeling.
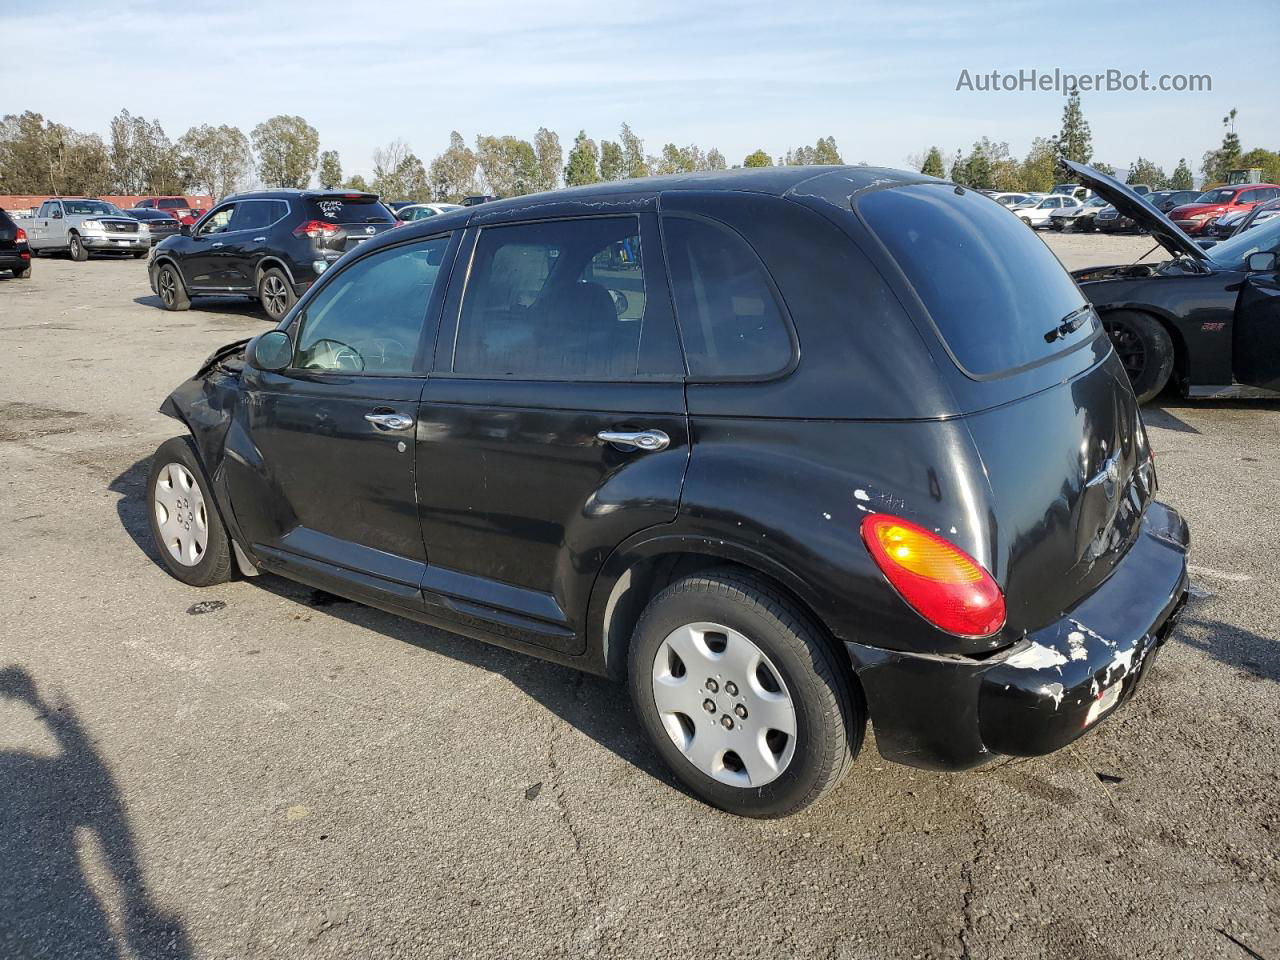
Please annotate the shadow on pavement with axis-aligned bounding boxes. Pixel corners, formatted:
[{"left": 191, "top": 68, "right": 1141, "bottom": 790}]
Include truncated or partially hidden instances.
[
  {"left": 1175, "top": 613, "right": 1279, "bottom": 684},
  {"left": 0, "top": 666, "right": 192, "bottom": 960}
]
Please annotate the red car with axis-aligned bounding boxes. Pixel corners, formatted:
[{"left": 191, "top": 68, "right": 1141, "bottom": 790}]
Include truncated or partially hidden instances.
[
  {"left": 1167, "top": 183, "right": 1280, "bottom": 234},
  {"left": 135, "top": 196, "right": 205, "bottom": 226}
]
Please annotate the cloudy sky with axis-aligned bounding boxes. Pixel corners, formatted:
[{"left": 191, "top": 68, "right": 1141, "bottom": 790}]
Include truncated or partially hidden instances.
[{"left": 6, "top": 0, "right": 1275, "bottom": 180}]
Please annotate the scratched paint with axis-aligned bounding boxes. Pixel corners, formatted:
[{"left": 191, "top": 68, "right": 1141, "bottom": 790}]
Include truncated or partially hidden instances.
[{"left": 1007, "top": 641, "right": 1068, "bottom": 671}]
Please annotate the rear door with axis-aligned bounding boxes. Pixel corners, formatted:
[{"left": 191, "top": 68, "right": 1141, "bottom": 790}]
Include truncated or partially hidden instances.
[
  {"left": 416, "top": 213, "right": 689, "bottom": 652},
  {"left": 225, "top": 233, "right": 456, "bottom": 610},
  {"left": 223, "top": 199, "right": 288, "bottom": 288}
]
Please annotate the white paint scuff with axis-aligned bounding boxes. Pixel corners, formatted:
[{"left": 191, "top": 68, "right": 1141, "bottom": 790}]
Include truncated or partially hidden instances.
[
  {"left": 1006, "top": 641, "right": 1068, "bottom": 672},
  {"left": 1040, "top": 682, "right": 1065, "bottom": 709},
  {"left": 1065, "top": 630, "right": 1089, "bottom": 661},
  {"left": 853, "top": 489, "right": 871, "bottom": 502}
]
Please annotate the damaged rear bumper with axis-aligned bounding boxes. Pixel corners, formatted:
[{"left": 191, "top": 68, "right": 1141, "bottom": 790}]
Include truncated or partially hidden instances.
[{"left": 845, "top": 500, "right": 1190, "bottom": 771}]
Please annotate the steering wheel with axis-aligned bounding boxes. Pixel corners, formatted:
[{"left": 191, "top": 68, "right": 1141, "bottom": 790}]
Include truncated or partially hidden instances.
[
  {"left": 306, "top": 338, "right": 365, "bottom": 371},
  {"left": 608, "top": 289, "right": 630, "bottom": 316}
]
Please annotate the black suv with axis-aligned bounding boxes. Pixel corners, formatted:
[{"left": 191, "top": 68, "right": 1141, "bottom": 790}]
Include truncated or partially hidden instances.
[
  {"left": 147, "top": 190, "right": 398, "bottom": 320},
  {"left": 0, "top": 208, "right": 32, "bottom": 279},
  {"left": 147, "top": 167, "right": 1189, "bottom": 818}
]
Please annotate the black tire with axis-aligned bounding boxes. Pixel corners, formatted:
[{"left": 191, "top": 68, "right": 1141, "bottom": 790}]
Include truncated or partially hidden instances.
[
  {"left": 1103, "top": 309, "right": 1174, "bottom": 404},
  {"left": 628, "top": 569, "right": 862, "bottom": 818},
  {"left": 68, "top": 233, "right": 88, "bottom": 262},
  {"left": 258, "top": 267, "right": 296, "bottom": 321},
  {"left": 16, "top": 265, "right": 31, "bottom": 279},
  {"left": 145, "top": 436, "right": 233, "bottom": 587},
  {"left": 155, "top": 263, "right": 190, "bottom": 311}
]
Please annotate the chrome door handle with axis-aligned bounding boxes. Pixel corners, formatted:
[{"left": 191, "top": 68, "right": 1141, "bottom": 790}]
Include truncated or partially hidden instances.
[
  {"left": 365, "top": 412, "right": 415, "bottom": 431},
  {"left": 252, "top": 236, "right": 266, "bottom": 242},
  {"left": 597, "top": 429, "right": 670, "bottom": 452},
  {"left": 210, "top": 242, "right": 223, "bottom": 248}
]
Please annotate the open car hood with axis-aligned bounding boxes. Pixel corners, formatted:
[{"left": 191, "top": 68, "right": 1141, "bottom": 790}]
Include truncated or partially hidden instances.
[{"left": 1064, "top": 160, "right": 1208, "bottom": 264}]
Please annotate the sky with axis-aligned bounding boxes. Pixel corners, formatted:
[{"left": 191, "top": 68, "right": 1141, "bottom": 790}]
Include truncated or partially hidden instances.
[{"left": 3, "top": 0, "right": 1276, "bottom": 182}]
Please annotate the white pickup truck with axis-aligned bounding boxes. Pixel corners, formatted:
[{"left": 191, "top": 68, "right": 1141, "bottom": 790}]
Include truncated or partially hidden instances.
[{"left": 20, "top": 198, "right": 150, "bottom": 261}]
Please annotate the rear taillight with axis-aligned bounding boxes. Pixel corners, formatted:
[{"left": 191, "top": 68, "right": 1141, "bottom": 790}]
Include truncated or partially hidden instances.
[
  {"left": 15, "top": 227, "right": 26, "bottom": 242},
  {"left": 861, "top": 514, "right": 1005, "bottom": 637},
  {"left": 293, "top": 220, "right": 341, "bottom": 239}
]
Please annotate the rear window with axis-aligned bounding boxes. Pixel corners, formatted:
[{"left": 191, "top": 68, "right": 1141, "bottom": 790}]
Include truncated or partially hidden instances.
[
  {"left": 308, "top": 197, "right": 395, "bottom": 224},
  {"left": 158, "top": 198, "right": 186, "bottom": 208},
  {"left": 858, "top": 184, "right": 1093, "bottom": 377}
]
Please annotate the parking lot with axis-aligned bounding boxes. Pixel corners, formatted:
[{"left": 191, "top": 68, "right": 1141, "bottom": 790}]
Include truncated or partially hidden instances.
[{"left": 1, "top": 234, "right": 1277, "bottom": 959}]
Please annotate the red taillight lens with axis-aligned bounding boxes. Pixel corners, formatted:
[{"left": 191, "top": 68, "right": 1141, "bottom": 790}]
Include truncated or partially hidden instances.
[
  {"left": 861, "top": 514, "right": 1005, "bottom": 637},
  {"left": 15, "top": 227, "right": 26, "bottom": 242},
  {"left": 293, "top": 219, "right": 341, "bottom": 239}
]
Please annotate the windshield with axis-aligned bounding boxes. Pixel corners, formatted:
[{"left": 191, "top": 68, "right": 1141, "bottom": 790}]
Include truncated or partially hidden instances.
[
  {"left": 1195, "top": 189, "right": 1235, "bottom": 204},
  {"left": 62, "top": 200, "right": 120, "bottom": 216},
  {"left": 1085, "top": 196, "right": 1107, "bottom": 207},
  {"left": 859, "top": 183, "right": 1094, "bottom": 376},
  {"left": 1206, "top": 216, "right": 1280, "bottom": 270}
]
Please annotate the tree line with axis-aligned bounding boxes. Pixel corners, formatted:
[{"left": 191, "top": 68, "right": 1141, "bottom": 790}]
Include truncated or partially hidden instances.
[
  {"left": 3, "top": 96, "right": 1275, "bottom": 205},
  {"left": 920, "top": 92, "right": 1280, "bottom": 194}
]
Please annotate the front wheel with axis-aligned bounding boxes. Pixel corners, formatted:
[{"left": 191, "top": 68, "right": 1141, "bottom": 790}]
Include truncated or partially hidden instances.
[
  {"left": 146, "top": 436, "right": 232, "bottom": 586},
  {"left": 628, "top": 570, "right": 862, "bottom": 818},
  {"left": 258, "top": 268, "right": 296, "bottom": 322},
  {"left": 68, "top": 234, "right": 88, "bottom": 261},
  {"left": 156, "top": 264, "right": 190, "bottom": 311},
  {"left": 1103, "top": 309, "right": 1174, "bottom": 404}
]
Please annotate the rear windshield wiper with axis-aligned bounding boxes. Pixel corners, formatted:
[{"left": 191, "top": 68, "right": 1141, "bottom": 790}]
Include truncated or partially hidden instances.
[{"left": 1043, "top": 305, "right": 1093, "bottom": 343}]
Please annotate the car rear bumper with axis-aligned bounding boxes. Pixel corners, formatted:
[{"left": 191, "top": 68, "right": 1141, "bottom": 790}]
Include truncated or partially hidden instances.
[
  {"left": 0, "top": 249, "right": 30, "bottom": 270},
  {"left": 845, "top": 500, "right": 1190, "bottom": 771}
]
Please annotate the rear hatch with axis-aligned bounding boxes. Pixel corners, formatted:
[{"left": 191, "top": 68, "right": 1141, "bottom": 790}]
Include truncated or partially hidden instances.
[
  {"left": 304, "top": 192, "right": 398, "bottom": 254},
  {"left": 0, "top": 211, "right": 17, "bottom": 251},
  {"left": 856, "top": 182, "right": 1156, "bottom": 633}
]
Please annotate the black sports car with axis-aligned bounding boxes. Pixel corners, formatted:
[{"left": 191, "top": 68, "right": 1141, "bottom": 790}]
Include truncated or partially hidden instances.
[{"left": 1068, "top": 161, "right": 1280, "bottom": 403}]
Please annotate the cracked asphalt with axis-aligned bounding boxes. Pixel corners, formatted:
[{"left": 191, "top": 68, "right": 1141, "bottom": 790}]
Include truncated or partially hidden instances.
[{"left": 1, "top": 235, "right": 1277, "bottom": 959}]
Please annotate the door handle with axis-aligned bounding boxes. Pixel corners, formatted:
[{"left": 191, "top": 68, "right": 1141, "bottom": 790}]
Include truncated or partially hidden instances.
[
  {"left": 210, "top": 242, "right": 224, "bottom": 249},
  {"left": 597, "top": 429, "right": 670, "bottom": 452},
  {"left": 365, "top": 412, "right": 415, "bottom": 431},
  {"left": 252, "top": 236, "right": 266, "bottom": 242}
]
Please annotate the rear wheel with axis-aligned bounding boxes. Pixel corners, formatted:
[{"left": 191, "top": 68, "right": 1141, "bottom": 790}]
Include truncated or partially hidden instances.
[
  {"left": 628, "top": 569, "right": 861, "bottom": 818},
  {"left": 258, "top": 268, "right": 295, "bottom": 322},
  {"left": 156, "top": 264, "right": 190, "bottom": 311},
  {"left": 15, "top": 264, "right": 31, "bottom": 279},
  {"left": 68, "top": 233, "right": 88, "bottom": 262},
  {"left": 146, "top": 436, "right": 232, "bottom": 587},
  {"left": 1103, "top": 309, "right": 1174, "bottom": 403}
]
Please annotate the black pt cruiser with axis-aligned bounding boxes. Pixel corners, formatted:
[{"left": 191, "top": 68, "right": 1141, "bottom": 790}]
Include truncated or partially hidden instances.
[{"left": 148, "top": 166, "right": 1190, "bottom": 817}]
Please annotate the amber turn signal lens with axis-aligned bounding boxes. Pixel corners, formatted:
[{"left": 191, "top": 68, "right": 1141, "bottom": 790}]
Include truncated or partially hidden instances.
[{"left": 861, "top": 514, "right": 1005, "bottom": 638}]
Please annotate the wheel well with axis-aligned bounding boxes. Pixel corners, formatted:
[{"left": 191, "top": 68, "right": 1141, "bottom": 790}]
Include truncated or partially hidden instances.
[
  {"left": 599, "top": 552, "right": 860, "bottom": 702},
  {"left": 256, "top": 258, "right": 292, "bottom": 287},
  {"left": 1101, "top": 306, "right": 1186, "bottom": 386}
]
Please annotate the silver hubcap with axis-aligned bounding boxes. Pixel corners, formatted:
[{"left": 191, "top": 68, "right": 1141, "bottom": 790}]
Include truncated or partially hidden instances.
[
  {"left": 651, "top": 621, "right": 797, "bottom": 787},
  {"left": 159, "top": 270, "right": 176, "bottom": 305},
  {"left": 154, "top": 462, "right": 208, "bottom": 566},
  {"left": 262, "top": 276, "right": 287, "bottom": 316}
]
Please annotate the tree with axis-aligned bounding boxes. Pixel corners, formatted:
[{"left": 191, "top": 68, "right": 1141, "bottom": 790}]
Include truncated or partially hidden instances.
[
  {"left": 618, "top": 122, "right": 648, "bottom": 178},
  {"left": 813, "top": 136, "right": 842, "bottom": 165},
  {"left": 951, "top": 138, "right": 1016, "bottom": 190},
  {"left": 704, "top": 148, "right": 727, "bottom": 171},
  {"left": 1020, "top": 137, "right": 1057, "bottom": 192},
  {"left": 429, "top": 131, "right": 479, "bottom": 202},
  {"left": 1126, "top": 157, "right": 1167, "bottom": 189},
  {"left": 475, "top": 135, "right": 539, "bottom": 196},
  {"left": 346, "top": 173, "right": 370, "bottom": 192},
  {"left": 743, "top": 149, "right": 772, "bottom": 168},
  {"left": 318, "top": 150, "right": 342, "bottom": 188},
  {"left": 251, "top": 115, "right": 319, "bottom": 189},
  {"left": 1240, "top": 147, "right": 1280, "bottom": 187},
  {"left": 177, "top": 124, "right": 252, "bottom": 199},
  {"left": 533, "top": 127, "right": 562, "bottom": 192},
  {"left": 372, "top": 140, "right": 429, "bottom": 201},
  {"left": 563, "top": 130, "right": 600, "bottom": 186},
  {"left": 1092, "top": 161, "right": 1116, "bottom": 177},
  {"left": 920, "top": 146, "right": 946, "bottom": 178},
  {"left": 599, "top": 140, "right": 625, "bottom": 181},
  {"left": 1053, "top": 87, "right": 1093, "bottom": 169},
  {"left": 108, "top": 109, "right": 184, "bottom": 194},
  {"left": 0, "top": 112, "right": 111, "bottom": 195},
  {"left": 1201, "top": 108, "right": 1243, "bottom": 184},
  {"left": 1169, "top": 158, "right": 1194, "bottom": 190}
]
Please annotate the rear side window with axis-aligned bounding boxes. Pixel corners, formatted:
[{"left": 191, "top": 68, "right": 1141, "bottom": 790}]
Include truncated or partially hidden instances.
[
  {"left": 858, "top": 185, "right": 1093, "bottom": 377},
  {"left": 453, "top": 216, "right": 678, "bottom": 379},
  {"left": 231, "top": 200, "right": 287, "bottom": 231},
  {"left": 661, "top": 215, "right": 793, "bottom": 379},
  {"left": 308, "top": 197, "right": 395, "bottom": 224}
]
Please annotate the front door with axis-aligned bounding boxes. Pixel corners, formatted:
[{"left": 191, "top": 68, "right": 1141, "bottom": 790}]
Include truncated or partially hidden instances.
[
  {"left": 183, "top": 202, "right": 238, "bottom": 288},
  {"left": 417, "top": 213, "right": 689, "bottom": 653},
  {"left": 224, "top": 233, "right": 456, "bottom": 611},
  {"left": 1234, "top": 254, "right": 1280, "bottom": 391}
]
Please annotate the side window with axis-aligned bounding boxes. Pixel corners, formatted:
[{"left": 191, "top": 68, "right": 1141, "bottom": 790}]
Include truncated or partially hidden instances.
[
  {"left": 453, "top": 216, "right": 662, "bottom": 379},
  {"left": 293, "top": 236, "right": 450, "bottom": 375},
  {"left": 661, "top": 215, "right": 793, "bottom": 379},
  {"left": 198, "top": 204, "right": 236, "bottom": 236},
  {"left": 231, "top": 200, "right": 285, "bottom": 232}
]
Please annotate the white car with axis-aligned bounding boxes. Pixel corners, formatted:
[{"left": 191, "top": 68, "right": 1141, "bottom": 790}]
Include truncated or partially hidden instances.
[
  {"left": 1017, "top": 194, "right": 1077, "bottom": 228},
  {"left": 991, "top": 192, "right": 1033, "bottom": 208},
  {"left": 1048, "top": 195, "right": 1110, "bottom": 231},
  {"left": 397, "top": 202, "right": 465, "bottom": 223}
]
